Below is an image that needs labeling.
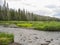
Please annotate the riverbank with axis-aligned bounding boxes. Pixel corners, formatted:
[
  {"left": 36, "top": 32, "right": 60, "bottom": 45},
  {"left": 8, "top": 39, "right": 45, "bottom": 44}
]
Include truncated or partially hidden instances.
[{"left": 0, "top": 26, "right": 60, "bottom": 45}]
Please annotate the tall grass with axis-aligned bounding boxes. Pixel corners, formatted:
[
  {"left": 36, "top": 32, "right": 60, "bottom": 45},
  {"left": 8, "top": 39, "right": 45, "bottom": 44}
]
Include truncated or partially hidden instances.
[{"left": 0, "top": 32, "right": 14, "bottom": 45}]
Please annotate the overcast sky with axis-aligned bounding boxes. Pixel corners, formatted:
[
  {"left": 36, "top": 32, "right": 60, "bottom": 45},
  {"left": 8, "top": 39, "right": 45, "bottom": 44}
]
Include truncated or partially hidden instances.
[{"left": 1, "top": 0, "right": 60, "bottom": 18}]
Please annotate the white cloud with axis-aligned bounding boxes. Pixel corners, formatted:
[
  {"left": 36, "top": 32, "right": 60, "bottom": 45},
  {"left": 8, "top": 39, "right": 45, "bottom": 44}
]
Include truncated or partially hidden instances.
[
  {"left": 0, "top": 0, "right": 4, "bottom": 6},
  {"left": 6, "top": 0, "right": 60, "bottom": 18}
]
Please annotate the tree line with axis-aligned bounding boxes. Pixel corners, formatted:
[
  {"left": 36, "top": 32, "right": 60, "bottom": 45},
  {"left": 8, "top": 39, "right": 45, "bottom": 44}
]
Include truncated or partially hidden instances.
[{"left": 0, "top": 1, "right": 60, "bottom": 21}]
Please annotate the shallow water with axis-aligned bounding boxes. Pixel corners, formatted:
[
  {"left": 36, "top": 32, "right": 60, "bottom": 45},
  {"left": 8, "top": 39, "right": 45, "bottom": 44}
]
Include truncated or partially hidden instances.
[{"left": 0, "top": 26, "right": 60, "bottom": 45}]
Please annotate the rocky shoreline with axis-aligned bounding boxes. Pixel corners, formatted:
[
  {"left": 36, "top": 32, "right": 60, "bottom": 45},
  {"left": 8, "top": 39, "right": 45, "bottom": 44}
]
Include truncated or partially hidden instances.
[{"left": 0, "top": 26, "right": 60, "bottom": 45}]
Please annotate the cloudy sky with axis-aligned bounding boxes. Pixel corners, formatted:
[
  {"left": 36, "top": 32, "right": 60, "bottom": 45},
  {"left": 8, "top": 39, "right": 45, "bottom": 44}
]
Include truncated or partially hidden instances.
[{"left": 1, "top": 0, "right": 60, "bottom": 18}]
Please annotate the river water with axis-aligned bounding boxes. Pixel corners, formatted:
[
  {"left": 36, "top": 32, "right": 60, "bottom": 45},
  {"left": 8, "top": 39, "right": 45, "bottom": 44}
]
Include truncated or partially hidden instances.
[{"left": 0, "top": 26, "right": 60, "bottom": 45}]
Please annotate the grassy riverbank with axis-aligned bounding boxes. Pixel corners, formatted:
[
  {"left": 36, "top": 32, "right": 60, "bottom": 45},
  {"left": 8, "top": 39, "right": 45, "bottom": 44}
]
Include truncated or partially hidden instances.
[
  {"left": 0, "top": 32, "right": 14, "bottom": 45},
  {"left": 0, "top": 21, "right": 60, "bottom": 31}
]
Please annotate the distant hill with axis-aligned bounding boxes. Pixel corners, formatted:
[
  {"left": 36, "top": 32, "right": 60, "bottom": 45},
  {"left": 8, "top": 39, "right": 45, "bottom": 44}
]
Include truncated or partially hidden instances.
[{"left": 28, "top": 13, "right": 60, "bottom": 21}]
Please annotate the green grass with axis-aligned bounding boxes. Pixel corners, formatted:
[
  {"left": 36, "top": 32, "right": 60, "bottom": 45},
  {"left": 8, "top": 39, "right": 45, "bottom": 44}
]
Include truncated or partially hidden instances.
[
  {"left": 0, "top": 21, "right": 60, "bottom": 31},
  {"left": 0, "top": 32, "right": 14, "bottom": 45},
  {"left": 33, "top": 22, "right": 60, "bottom": 31},
  {"left": 17, "top": 23, "right": 32, "bottom": 28}
]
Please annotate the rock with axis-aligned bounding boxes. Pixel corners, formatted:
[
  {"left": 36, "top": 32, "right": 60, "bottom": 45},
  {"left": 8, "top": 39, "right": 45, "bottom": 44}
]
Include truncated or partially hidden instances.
[
  {"left": 9, "top": 24, "right": 18, "bottom": 28},
  {"left": 51, "top": 39, "right": 53, "bottom": 41},
  {"left": 44, "top": 39, "right": 53, "bottom": 43},
  {"left": 35, "top": 37, "right": 38, "bottom": 39},
  {"left": 40, "top": 41, "right": 49, "bottom": 45},
  {"left": 20, "top": 34, "right": 22, "bottom": 36},
  {"left": 46, "top": 41, "right": 51, "bottom": 43},
  {"left": 28, "top": 40, "right": 32, "bottom": 43},
  {"left": 33, "top": 34, "right": 37, "bottom": 35}
]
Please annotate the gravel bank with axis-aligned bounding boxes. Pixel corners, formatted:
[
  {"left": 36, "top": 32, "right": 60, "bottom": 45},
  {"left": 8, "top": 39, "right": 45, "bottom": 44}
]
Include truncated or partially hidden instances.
[{"left": 0, "top": 26, "right": 60, "bottom": 45}]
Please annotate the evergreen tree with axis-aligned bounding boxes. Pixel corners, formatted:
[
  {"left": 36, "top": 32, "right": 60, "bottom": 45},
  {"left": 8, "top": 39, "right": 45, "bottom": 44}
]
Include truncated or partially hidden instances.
[{"left": 0, "top": 0, "right": 59, "bottom": 21}]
